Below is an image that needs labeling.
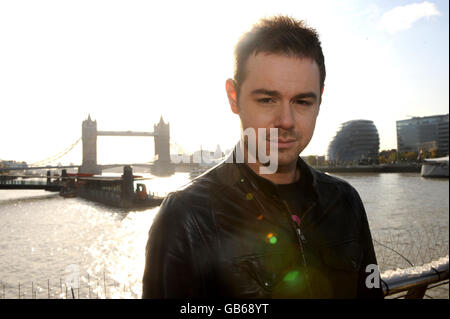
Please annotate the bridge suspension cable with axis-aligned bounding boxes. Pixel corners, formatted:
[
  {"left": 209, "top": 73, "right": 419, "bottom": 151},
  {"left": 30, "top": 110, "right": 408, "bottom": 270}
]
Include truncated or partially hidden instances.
[{"left": 30, "top": 138, "right": 81, "bottom": 167}]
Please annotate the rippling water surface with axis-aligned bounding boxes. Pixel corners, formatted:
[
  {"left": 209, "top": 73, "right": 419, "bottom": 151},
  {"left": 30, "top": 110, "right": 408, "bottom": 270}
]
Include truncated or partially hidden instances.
[{"left": 0, "top": 172, "right": 448, "bottom": 299}]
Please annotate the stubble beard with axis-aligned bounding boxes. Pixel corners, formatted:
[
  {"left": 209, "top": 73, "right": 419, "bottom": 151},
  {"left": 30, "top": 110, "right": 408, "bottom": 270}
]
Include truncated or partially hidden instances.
[{"left": 242, "top": 133, "right": 302, "bottom": 174}]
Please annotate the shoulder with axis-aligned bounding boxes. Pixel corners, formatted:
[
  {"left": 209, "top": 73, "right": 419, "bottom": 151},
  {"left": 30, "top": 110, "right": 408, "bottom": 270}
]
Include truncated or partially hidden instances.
[
  {"left": 310, "top": 166, "right": 359, "bottom": 197},
  {"left": 152, "top": 189, "right": 204, "bottom": 231},
  {"left": 308, "top": 166, "right": 366, "bottom": 217},
  {"left": 151, "top": 165, "right": 225, "bottom": 231},
  {"left": 174, "top": 161, "right": 237, "bottom": 203}
]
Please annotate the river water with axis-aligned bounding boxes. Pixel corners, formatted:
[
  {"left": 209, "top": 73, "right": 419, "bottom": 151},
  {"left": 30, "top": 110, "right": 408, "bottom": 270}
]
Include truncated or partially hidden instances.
[{"left": 0, "top": 172, "right": 448, "bottom": 299}]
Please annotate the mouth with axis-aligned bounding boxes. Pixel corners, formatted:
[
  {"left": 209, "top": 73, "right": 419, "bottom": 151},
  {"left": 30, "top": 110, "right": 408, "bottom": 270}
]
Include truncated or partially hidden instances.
[{"left": 267, "top": 138, "right": 297, "bottom": 149}]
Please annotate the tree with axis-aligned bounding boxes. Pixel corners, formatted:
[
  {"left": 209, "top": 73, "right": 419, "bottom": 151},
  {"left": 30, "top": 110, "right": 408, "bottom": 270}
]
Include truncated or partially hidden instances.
[
  {"left": 387, "top": 150, "right": 397, "bottom": 163},
  {"left": 378, "top": 149, "right": 398, "bottom": 163},
  {"left": 404, "top": 151, "right": 418, "bottom": 162},
  {"left": 430, "top": 149, "right": 438, "bottom": 158},
  {"left": 306, "top": 155, "right": 317, "bottom": 166}
]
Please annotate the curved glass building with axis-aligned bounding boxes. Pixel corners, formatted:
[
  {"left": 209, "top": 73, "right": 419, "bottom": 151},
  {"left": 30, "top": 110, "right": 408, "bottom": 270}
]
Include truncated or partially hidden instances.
[{"left": 327, "top": 120, "right": 380, "bottom": 164}]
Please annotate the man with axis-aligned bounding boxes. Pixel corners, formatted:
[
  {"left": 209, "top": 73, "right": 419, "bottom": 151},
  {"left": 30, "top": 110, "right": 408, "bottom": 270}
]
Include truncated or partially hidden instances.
[{"left": 142, "top": 16, "right": 383, "bottom": 299}]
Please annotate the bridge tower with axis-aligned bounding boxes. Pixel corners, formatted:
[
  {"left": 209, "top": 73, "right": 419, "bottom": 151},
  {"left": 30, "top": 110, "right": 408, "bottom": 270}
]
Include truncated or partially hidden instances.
[
  {"left": 152, "top": 116, "right": 174, "bottom": 176},
  {"left": 79, "top": 115, "right": 101, "bottom": 175},
  {"left": 154, "top": 116, "right": 170, "bottom": 162}
]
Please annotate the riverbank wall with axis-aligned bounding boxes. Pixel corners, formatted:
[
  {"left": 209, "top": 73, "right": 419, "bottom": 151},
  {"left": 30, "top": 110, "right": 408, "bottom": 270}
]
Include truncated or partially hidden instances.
[{"left": 315, "top": 164, "right": 421, "bottom": 173}]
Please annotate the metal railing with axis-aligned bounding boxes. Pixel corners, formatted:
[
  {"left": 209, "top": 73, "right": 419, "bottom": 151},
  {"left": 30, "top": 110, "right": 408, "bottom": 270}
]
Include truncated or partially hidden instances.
[
  {"left": 381, "top": 256, "right": 449, "bottom": 298},
  {"left": 0, "top": 271, "right": 139, "bottom": 299},
  {"left": 1, "top": 256, "right": 448, "bottom": 299}
]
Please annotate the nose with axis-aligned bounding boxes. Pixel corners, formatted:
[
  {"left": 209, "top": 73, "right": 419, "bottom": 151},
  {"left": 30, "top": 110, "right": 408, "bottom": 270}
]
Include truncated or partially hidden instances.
[{"left": 275, "top": 102, "right": 295, "bottom": 130}]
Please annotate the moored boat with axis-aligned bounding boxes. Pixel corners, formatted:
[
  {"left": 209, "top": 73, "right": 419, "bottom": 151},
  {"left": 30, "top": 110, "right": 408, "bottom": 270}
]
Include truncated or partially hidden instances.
[
  {"left": 421, "top": 156, "right": 449, "bottom": 178},
  {"left": 59, "top": 166, "right": 165, "bottom": 208}
]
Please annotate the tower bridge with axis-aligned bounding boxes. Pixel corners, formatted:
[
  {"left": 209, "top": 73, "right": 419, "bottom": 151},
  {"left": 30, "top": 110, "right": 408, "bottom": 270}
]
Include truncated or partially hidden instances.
[
  {"left": 80, "top": 115, "right": 173, "bottom": 176},
  {"left": 0, "top": 115, "right": 197, "bottom": 201},
  {"left": 0, "top": 115, "right": 179, "bottom": 176}
]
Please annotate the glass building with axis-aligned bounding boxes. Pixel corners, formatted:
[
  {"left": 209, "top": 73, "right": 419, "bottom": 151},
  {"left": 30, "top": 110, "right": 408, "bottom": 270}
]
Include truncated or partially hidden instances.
[
  {"left": 396, "top": 114, "right": 449, "bottom": 155},
  {"left": 327, "top": 120, "right": 380, "bottom": 164}
]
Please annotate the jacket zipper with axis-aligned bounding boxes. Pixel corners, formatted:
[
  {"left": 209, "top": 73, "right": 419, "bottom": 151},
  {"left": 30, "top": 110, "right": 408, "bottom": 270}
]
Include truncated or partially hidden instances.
[
  {"left": 281, "top": 199, "right": 313, "bottom": 297},
  {"left": 243, "top": 177, "right": 314, "bottom": 296}
]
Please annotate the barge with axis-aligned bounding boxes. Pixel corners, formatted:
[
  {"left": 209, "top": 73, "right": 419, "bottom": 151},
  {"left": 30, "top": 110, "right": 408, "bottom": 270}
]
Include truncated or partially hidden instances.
[{"left": 60, "top": 166, "right": 165, "bottom": 209}]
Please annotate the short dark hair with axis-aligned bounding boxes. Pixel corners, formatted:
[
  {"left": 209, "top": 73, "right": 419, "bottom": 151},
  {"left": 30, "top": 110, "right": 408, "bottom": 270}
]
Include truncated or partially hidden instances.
[{"left": 234, "top": 15, "right": 326, "bottom": 97}]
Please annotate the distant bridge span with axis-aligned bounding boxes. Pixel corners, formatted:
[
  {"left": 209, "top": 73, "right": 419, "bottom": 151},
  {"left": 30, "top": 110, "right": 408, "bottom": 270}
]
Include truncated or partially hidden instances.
[
  {"left": 97, "top": 131, "right": 157, "bottom": 137},
  {"left": 0, "top": 165, "right": 80, "bottom": 172},
  {"left": 0, "top": 163, "right": 156, "bottom": 172}
]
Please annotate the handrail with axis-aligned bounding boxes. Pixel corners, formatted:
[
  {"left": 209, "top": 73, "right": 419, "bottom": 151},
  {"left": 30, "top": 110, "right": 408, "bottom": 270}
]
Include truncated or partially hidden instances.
[{"left": 381, "top": 255, "right": 449, "bottom": 298}]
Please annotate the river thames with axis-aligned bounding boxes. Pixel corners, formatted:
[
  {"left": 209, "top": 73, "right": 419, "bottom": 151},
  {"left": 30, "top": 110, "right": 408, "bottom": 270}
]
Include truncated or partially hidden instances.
[{"left": 0, "top": 172, "right": 448, "bottom": 299}]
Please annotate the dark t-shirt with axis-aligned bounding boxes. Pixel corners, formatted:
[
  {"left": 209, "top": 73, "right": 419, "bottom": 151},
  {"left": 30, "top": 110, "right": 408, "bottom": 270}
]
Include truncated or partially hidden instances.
[
  {"left": 275, "top": 168, "right": 314, "bottom": 224},
  {"left": 277, "top": 181, "right": 304, "bottom": 218}
]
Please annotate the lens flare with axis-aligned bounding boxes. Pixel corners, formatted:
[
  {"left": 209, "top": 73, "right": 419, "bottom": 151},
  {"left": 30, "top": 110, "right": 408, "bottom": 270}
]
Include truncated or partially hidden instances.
[
  {"left": 291, "top": 215, "right": 301, "bottom": 226},
  {"left": 283, "top": 270, "right": 300, "bottom": 282},
  {"left": 266, "top": 233, "right": 277, "bottom": 244}
]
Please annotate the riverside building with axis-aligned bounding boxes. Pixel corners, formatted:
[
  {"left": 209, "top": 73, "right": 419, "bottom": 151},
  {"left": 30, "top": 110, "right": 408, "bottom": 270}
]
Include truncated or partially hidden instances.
[
  {"left": 396, "top": 114, "right": 449, "bottom": 155},
  {"left": 327, "top": 120, "right": 380, "bottom": 164}
]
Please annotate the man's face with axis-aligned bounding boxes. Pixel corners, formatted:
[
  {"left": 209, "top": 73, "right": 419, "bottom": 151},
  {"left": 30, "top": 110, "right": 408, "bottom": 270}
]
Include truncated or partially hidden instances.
[{"left": 227, "top": 53, "right": 322, "bottom": 168}]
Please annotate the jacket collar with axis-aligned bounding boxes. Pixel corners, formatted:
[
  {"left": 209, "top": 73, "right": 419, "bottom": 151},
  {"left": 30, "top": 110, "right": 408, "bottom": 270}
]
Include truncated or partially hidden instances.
[{"left": 223, "top": 143, "right": 320, "bottom": 201}]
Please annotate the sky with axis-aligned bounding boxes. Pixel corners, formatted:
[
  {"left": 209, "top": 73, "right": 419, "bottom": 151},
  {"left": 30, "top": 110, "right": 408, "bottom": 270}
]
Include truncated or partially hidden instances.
[{"left": 0, "top": 0, "right": 448, "bottom": 165}]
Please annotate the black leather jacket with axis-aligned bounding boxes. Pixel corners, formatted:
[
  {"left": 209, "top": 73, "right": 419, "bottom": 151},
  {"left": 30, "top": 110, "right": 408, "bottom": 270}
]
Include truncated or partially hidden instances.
[{"left": 142, "top": 150, "right": 383, "bottom": 299}]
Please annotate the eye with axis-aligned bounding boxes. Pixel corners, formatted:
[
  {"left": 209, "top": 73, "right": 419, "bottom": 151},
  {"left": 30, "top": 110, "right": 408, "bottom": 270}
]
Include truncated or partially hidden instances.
[
  {"left": 294, "top": 99, "right": 312, "bottom": 106},
  {"left": 257, "top": 97, "right": 276, "bottom": 104}
]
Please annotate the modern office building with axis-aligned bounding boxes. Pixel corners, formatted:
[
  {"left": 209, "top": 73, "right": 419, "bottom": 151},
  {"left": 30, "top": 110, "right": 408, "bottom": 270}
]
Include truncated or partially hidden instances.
[
  {"left": 327, "top": 120, "right": 380, "bottom": 163},
  {"left": 396, "top": 114, "right": 449, "bottom": 155}
]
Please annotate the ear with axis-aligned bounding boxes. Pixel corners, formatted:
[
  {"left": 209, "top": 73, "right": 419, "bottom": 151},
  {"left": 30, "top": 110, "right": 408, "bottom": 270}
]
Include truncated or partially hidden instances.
[{"left": 226, "top": 78, "right": 239, "bottom": 114}]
